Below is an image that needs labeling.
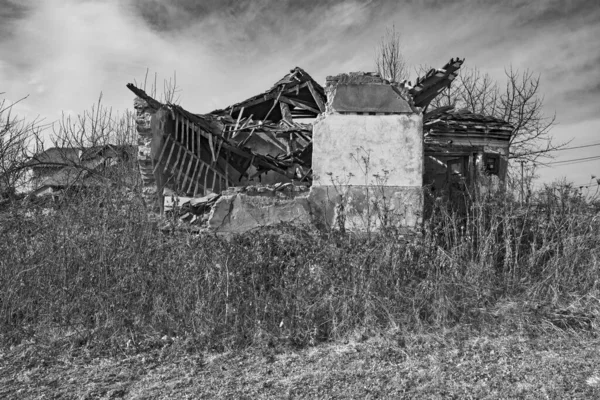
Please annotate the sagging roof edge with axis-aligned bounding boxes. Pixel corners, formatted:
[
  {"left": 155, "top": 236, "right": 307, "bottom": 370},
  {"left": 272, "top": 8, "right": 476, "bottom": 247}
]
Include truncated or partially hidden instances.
[
  {"left": 210, "top": 67, "right": 326, "bottom": 120},
  {"left": 126, "top": 83, "right": 307, "bottom": 180}
]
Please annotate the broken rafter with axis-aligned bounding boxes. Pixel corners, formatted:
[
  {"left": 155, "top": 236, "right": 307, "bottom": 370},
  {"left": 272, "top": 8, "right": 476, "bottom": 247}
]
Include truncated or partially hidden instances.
[
  {"left": 233, "top": 106, "right": 244, "bottom": 134},
  {"left": 279, "top": 96, "right": 320, "bottom": 114},
  {"left": 186, "top": 157, "right": 201, "bottom": 194},
  {"left": 260, "top": 130, "right": 288, "bottom": 153},
  {"left": 307, "top": 81, "right": 326, "bottom": 112},
  {"left": 263, "top": 89, "right": 284, "bottom": 121},
  {"left": 280, "top": 102, "right": 293, "bottom": 123},
  {"left": 230, "top": 114, "right": 254, "bottom": 138},
  {"left": 208, "top": 133, "right": 216, "bottom": 164},
  {"left": 193, "top": 163, "right": 205, "bottom": 196},
  {"left": 230, "top": 93, "right": 277, "bottom": 114},
  {"left": 127, "top": 83, "right": 303, "bottom": 188},
  {"left": 238, "top": 127, "right": 257, "bottom": 148}
]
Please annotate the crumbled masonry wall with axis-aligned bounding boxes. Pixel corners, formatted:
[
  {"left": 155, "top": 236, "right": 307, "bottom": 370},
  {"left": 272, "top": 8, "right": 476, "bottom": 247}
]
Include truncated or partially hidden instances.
[
  {"left": 208, "top": 186, "right": 312, "bottom": 233},
  {"left": 133, "top": 98, "right": 159, "bottom": 209},
  {"left": 311, "top": 113, "right": 423, "bottom": 232}
]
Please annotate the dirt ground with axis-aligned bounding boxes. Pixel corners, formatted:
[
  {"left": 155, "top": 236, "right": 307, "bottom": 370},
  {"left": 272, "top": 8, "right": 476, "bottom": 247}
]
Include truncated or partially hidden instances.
[{"left": 1, "top": 331, "right": 600, "bottom": 399}]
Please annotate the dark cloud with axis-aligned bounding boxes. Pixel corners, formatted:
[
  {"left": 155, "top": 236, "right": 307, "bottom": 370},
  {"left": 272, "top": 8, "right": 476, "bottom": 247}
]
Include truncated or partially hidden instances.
[
  {"left": 559, "top": 79, "right": 600, "bottom": 123},
  {"left": 0, "top": 0, "right": 31, "bottom": 37},
  {"left": 129, "top": 0, "right": 372, "bottom": 34},
  {"left": 509, "top": 0, "right": 600, "bottom": 28}
]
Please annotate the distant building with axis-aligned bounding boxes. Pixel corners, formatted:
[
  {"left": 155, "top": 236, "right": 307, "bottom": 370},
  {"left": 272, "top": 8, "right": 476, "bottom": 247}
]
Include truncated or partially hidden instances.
[{"left": 26, "top": 145, "right": 134, "bottom": 197}]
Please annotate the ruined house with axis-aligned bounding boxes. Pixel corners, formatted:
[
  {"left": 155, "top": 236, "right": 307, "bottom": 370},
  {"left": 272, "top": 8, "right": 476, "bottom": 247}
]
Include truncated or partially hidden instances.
[
  {"left": 127, "top": 58, "right": 514, "bottom": 233},
  {"left": 26, "top": 144, "right": 134, "bottom": 197}
]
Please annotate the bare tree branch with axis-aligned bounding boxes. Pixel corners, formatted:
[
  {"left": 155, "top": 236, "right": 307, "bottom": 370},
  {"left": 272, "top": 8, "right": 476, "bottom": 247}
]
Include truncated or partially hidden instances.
[
  {"left": 375, "top": 24, "right": 408, "bottom": 83},
  {"left": 0, "top": 93, "right": 43, "bottom": 198},
  {"left": 418, "top": 64, "right": 561, "bottom": 164}
]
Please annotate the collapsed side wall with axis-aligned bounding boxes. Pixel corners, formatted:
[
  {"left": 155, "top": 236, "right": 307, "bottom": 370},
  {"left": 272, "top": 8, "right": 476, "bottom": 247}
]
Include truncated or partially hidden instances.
[
  {"left": 133, "top": 98, "right": 160, "bottom": 210},
  {"left": 310, "top": 114, "right": 423, "bottom": 231}
]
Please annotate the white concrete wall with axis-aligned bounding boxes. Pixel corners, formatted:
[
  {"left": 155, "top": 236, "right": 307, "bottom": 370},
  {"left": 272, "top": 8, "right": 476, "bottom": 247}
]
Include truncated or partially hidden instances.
[{"left": 312, "top": 114, "right": 423, "bottom": 187}]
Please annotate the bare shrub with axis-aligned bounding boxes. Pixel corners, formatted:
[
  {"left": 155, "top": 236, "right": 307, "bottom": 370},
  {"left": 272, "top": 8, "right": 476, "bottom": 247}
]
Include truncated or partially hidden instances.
[{"left": 0, "top": 93, "right": 44, "bottom": 198}]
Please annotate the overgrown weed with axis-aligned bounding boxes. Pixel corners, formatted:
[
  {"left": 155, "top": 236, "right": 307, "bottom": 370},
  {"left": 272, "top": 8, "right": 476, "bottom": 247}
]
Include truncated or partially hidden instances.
[{"left": 1, "top": 179, "right": 599, "bottom": 353}]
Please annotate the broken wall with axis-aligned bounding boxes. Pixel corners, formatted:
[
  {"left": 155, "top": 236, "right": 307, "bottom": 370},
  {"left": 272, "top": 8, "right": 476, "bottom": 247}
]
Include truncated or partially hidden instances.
[
  {"left": 133, "top": 97, "right": 160, "bottom": 209},
  {"left": 310, "top": 73, "right": 423, "bottom": 232}
]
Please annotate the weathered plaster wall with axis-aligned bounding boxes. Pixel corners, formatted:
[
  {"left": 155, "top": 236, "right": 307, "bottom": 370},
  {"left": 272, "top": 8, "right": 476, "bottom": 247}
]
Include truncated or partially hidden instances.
[
  {"left": 312, "top": 114, "right": 422, "bottom": 187},
  {"left": 311, "top": 113, "right": 423, "bottom": 232}
]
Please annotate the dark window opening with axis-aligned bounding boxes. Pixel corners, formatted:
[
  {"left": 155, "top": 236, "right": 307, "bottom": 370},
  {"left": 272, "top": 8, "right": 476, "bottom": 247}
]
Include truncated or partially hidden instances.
[
  {"left": 485, "top": 155, "right": 499, "bottom": 175},
  {"left": 448, "top": 159, "right": 464, "bottom": 176}
]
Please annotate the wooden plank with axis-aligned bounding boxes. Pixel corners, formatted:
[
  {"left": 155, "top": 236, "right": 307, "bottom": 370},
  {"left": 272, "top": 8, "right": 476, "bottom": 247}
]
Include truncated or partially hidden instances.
[
  {"left": 307, "top": 81, "right": 326, "bottom": 112},
  {"left": 184, "top": 117, "right": 255, "bottom": 161},
  {"left": 193, "top": 162, "right": 205, "bottom": 196},
  {"left": 230, "top": 93, "right": 276, "bottom": 114},
  {"left": 152, "top": 133, "right": 170, "bottom": 174},
  {"left": 186, "top": 158, "right": 200, "bottom": 194},
  {"left": 174, "top": 147, "right": 185, "bottom": 189},
  {"left": 208, "top": 133, "right": 216, "bottom": 163},
  {"left": 184, "top": 117, "right": 189, "bottom": 148},
  {"left": 234, "top": 106, "right": 244, "bottom": 133},
  {"left": 163, "top": 135, "right": 177, "bottom": 173},
  {"left": 191, "top": 117, "right": 195, "bottom": 158},
  {"left": 211, "top": 169, "right": 217, "bottom": 192},
  {"left": 183, "top": 147, "right": 195, "bottom": 189},
  {"left": 182, "top": 118, "right": 194, "bottom": 184},
  {"left": 263, "top": 90, "right": 283, "bottom": 121},
  {"left": 279, "top": 102, "right": 293, "bottom": 123},
  {"left": 225, "top": 149, "right": 229, "bottom": 189},
  {"left": 279, "top": 96, "right": 320, "bottom": 114},
  {"left": 169, "top": 138, "right": 228, "bottom": 183},
  {"left": 194, "top": 121, "right": 200, "bottom": 156},
  {"left": 230, "top": 114, "right": 253, "bottom": 139},
  {"left": 260, "top": 130, "right": 288, "bottom": 152},
  {"left": 213, "top": 137, "right": 223, "bottom": 168},
  {"left": 238, "top": 127, "right": 256, "bottom": 148},
  {"left": 283, "top": 81, "right": 309, "bottom": 95},
  {"left": 173, "top": 113, "right": 179, "bottom": 141},
  {"left": 203, "top": 162, "right": 209, "bottom": 195}
]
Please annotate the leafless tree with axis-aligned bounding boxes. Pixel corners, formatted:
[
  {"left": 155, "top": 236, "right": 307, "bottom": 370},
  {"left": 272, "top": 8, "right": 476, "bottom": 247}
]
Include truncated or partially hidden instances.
[
  {"left": 425, "top": 66, "right": 559, "bottom": 164},
  {"left": 51, "top": 93, "right": 137, "bottom": 149},
  {"left": 375, "top": 24, "right": 409, "bottom": 83},
  {"left": 0, "top": 93, "right": 42, "bottom": 197},
  {"left": 134, "top": 69, "right": 181, "bottom": 105},
  {"left": 22, "top": 94, "right": 140, "bottom": 196}
]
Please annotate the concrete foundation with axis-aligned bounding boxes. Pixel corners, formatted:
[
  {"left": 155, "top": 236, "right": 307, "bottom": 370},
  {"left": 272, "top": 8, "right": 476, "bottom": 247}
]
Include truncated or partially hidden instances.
[{"left": 309, "top": 185, "right": 422, "bottom": 232}]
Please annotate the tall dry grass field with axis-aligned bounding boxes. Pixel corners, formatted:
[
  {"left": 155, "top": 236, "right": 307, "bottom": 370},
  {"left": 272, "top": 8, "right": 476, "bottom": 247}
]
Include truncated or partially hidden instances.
[{"left": 1, "top": 178, "right": 599, "bottom": 352}]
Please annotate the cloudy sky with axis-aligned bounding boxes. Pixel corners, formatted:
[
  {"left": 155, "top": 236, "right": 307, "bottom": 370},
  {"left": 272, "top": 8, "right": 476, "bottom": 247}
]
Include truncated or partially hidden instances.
[{"left": 1, "top": 0, "right": 599, "bottom": 188}]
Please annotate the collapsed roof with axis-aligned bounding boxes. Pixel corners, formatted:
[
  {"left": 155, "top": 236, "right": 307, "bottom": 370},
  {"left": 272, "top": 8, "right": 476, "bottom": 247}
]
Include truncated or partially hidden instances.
[
  {"left": 127, "top": 58, "right": 513, "bottom": 198},
  {"left": 425, "top": 108, "right": 514, "bottom": 140},
  {"left": 423, "top": 107, "right": 514, "bottom": 155},
  {"left": 409, "top": 58, "right": 464, "bottom": 110},
  {"left": 211, "top": 67, "right": 326, "bottom": 121}
]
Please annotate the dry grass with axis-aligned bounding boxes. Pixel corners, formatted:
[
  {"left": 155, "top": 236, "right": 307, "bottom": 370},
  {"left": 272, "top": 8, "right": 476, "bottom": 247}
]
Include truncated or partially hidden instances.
[
  {"left": 1, "top": 329, "right": 599, "bottom": 399},
  {"left": 1, "top": 180, "right": 599, "bottom": 351}
]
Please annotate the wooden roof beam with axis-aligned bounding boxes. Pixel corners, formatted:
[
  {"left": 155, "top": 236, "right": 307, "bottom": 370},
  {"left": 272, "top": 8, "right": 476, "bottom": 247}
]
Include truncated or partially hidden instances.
[{"left": 279, "top": 96, "right": 320, "bottom": 114}]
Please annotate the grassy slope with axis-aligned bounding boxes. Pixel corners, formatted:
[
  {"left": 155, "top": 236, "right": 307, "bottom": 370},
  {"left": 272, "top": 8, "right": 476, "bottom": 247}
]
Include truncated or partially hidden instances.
[
  {"left": 2, "top": 175, "right": 599, "bottom": 399},
  {"left": 1, "top": 331, "right": 599, "bottom": 399}
]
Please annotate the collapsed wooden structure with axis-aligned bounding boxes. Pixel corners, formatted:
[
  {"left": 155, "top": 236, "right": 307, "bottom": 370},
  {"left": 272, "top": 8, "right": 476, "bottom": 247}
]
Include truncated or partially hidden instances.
[
  {"left": 127, "top": 58, "right": 514, "bottom": 214},
  {"left": 127, "top": 67, "right": 323, "bottom": 202}
]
